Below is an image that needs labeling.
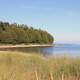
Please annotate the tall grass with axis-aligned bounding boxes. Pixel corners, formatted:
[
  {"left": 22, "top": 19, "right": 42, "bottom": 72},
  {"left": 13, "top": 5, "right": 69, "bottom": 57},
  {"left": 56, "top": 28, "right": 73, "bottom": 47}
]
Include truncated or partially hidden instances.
[{"left": 0, "top": 51, "right": 80, "bottom": 80}]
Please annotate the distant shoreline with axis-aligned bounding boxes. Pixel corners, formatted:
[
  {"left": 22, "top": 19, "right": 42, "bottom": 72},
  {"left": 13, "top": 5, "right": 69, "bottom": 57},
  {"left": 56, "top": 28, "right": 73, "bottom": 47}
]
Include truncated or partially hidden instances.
[{"left": 0, "top": 44, "right": 54, "bottom": 48}]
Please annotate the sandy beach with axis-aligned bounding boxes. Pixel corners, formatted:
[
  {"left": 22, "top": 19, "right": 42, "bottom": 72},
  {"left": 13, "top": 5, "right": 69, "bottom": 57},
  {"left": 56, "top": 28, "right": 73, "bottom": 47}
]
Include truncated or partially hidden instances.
[{"left": 0, "top": 44, "right": 54, "bottom": 48}]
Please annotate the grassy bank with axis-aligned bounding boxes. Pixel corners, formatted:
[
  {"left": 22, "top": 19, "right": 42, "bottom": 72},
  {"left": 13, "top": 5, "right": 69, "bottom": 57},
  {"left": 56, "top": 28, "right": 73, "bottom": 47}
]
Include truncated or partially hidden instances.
[{"left": 0, "top": 51, "right": 80, "bottom": 80}]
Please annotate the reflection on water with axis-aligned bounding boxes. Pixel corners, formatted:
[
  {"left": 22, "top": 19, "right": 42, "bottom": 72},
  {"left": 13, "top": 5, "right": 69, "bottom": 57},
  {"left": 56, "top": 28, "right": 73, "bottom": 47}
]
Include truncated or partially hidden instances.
[
  {"left": 0, "top": 46, "right": 52, "bottom": 56},
  {"left": 0, "top": 44, "right": 80, "bottom": 57}
]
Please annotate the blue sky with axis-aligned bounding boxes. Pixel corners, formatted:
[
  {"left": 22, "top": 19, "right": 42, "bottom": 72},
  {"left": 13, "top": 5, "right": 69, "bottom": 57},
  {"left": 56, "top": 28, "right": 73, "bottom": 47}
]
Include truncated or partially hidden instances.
[{"left": 0, "top": 0, "right": 80, "bottom": 43}]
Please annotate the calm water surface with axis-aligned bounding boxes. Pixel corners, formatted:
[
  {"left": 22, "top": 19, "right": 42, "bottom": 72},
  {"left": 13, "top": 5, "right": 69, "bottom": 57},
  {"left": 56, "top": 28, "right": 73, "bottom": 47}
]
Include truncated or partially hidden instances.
[{"left": 0, "top": 44, "right": 80, "bottom": 57}]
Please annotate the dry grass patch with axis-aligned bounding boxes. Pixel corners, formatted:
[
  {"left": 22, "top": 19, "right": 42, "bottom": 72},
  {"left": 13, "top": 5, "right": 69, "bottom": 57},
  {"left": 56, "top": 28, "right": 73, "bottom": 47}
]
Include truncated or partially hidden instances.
[{"left": 0, "top": 51, "right": 80, "bottom": 80}]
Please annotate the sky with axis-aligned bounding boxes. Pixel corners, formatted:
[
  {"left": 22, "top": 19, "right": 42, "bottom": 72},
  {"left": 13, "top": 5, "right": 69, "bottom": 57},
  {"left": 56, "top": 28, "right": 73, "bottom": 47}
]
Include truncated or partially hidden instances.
[{"left": 0, "top": 0, "right": 80, "bottom": 43}]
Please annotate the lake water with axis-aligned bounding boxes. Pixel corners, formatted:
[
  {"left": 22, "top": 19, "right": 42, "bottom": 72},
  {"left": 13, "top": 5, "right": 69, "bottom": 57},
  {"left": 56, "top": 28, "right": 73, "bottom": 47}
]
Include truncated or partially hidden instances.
[{"left": 0, "top": 44, "right": 80, "bottom": 57}]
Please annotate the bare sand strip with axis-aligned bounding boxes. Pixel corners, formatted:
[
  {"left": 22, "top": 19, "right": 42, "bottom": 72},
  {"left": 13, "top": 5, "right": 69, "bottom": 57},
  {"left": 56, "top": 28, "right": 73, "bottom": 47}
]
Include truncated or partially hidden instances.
[{"left": 0, "top": 44, "right": 53, "bottom": 48}]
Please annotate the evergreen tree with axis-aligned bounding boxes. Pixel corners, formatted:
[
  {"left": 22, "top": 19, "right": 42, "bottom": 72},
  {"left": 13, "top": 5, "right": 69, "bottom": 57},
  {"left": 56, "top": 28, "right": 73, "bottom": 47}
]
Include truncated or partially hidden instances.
[{"left": 0, "top": 21, "right": 54, "bottom": 44}]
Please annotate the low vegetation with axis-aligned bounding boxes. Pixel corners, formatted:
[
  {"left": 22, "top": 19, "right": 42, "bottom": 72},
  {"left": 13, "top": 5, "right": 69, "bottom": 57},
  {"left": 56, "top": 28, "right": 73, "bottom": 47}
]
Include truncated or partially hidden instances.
[
  {"left": 0, "top": 51, "right": 80, "bottom": 80},
  {"left": 0, "top": 21, "right": 54, "bottom": 44}
]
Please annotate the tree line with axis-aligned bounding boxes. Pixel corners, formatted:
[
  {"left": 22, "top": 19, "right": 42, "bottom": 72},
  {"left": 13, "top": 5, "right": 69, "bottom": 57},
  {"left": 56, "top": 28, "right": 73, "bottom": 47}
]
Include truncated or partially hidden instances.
[{"left": 0, "top": 21, "right": 54, "bottom": 44}]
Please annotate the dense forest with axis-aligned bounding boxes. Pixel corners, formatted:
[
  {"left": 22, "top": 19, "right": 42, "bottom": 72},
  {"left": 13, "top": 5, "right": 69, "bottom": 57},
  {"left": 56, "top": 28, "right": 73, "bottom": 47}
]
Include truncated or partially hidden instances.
[{"left": 0, "top": 21, "right": 54, "bottom": 44}]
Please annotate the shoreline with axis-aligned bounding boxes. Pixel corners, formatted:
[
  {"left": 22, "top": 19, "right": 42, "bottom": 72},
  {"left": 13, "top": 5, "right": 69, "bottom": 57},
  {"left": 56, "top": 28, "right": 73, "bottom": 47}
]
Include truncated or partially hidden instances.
[{"left": 0, "top": 44, "right": 54, "bottom": 48}]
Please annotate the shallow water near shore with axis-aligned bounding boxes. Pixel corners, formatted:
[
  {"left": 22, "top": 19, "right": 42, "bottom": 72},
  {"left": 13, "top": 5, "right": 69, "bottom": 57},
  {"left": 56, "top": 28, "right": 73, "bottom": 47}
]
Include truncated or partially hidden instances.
[{"left": 0, "top": 44, "right": 80, "bottom": 57}]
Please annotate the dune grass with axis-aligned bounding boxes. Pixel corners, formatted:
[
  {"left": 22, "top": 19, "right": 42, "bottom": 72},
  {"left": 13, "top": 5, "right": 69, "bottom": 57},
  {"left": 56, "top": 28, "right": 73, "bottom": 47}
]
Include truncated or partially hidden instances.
[{"left": 0, "top": 51, "right": 80, "bottom": 80}]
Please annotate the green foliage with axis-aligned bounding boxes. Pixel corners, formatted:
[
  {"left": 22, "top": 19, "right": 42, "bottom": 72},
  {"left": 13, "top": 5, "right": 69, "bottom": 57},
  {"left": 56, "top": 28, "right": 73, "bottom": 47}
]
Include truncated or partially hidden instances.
[{"left": 0, "top": 21, "right": 54, "bottom": 44}]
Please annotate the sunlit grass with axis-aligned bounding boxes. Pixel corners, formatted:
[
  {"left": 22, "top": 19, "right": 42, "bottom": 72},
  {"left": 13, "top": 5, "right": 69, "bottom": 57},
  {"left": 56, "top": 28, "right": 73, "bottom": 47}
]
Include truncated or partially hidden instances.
[{"left": 0, "top": 51, "right": 80, "bottom": 80}]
